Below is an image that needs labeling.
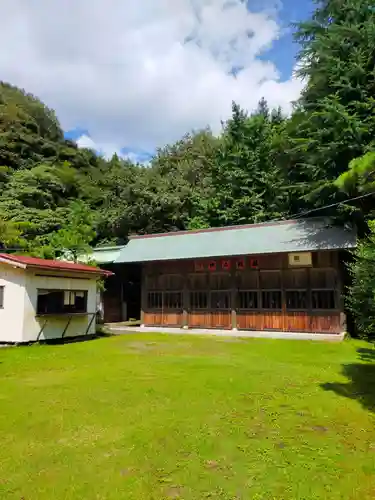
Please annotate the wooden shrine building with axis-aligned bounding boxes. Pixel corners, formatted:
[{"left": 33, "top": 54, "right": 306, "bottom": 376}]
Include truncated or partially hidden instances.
[{"left": 96, "top": 218, "right": 356, "bottom": 335}]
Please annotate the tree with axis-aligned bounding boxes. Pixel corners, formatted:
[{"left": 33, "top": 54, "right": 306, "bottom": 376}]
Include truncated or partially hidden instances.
[
  {"left": 0, "top": 219, "right": 29, "bottom": 250},
  {"left": 203, "top": 101, "right": 289, "bottom": 227},
  {"left": 45, "top": 201, "right": 97, "bottom": 261},
  {"left": 336, "top": 151, "right": 375, "bottom": 193},
  {"left": 289, "top": 0, "right": 375, "bottom": 217},
  {"left": 347, "top": 220, "right": 375, "bottom": 339}
]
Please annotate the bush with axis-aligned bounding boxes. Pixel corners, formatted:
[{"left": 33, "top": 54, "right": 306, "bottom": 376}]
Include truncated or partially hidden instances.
[{"left": 347, "top": 220, "right": 375, "bottom": 339}]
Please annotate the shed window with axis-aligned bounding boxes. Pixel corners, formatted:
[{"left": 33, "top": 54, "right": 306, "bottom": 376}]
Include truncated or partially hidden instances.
[
  {"left": 311, "top": 269, "right": 337, "bottom": 310},
  {"left": 285, "top": 270, "right": 308, "bottom": 311},
  {"left": 190, "top": 291, "right": 208, "bottom": 310},
  {"left": 286, "top": 291, "right": 308, "bottom": 310},
  {"left": 210, "top": 291, "right": 231, "bottom": 310},
  {"left": 164, "top": 292, "right": 183, "bottom": 310},
  {"left": 0, "top": 286, "right": 4, "bottom": 308},
  {"left": 37, "top": 290, "right": 88, "bottom": 315},
  {"left": 238, "top": 290, "right": 258, "bottom": 310},
  {"left": 312, "top": 290, "right": 336, "bottom": 310},
  {"left": 261, "top": 291, "right": 282, "bottom": 310},
  {"left": 147, "top": 291, "right": 163, "bottom": 310}
]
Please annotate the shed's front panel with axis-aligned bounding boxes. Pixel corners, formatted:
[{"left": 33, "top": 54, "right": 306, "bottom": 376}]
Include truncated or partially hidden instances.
[{"left": 141, "top": 251, "right": 343, "bottom": 334}]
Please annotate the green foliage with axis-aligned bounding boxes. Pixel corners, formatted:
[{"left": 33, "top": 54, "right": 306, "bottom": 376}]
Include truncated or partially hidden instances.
[
  {"left": 336, "top": 151, "right": 375, "bottom": 193},
  {"left": 290, "top": 0, "right": 375, "bottom": 217},
  {"left": 0, "top": 0, "right": 375, "bottom": 270},
  {"left": 0, "top": 219, "right": 29, "bottom": 250},
  {"left": 38, "top": 201, "right": 97, "bottom": 261},
  {"left": 347, "top": 220, "right": 375, "bottom": 339},
  {"left": 203, "top": 102, "right": 289, "bottom": 226}
]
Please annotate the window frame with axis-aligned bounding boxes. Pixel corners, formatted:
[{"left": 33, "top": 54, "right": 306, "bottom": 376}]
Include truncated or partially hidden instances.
[
  {"left": 237, "top": 290, "right": 259, "bottom": 311},
  {"left": 310, "top": 268, "right": 338, "bottom": 311},
  {"left": 259, "top": 271, "right": 282, "bottom": 311},
  {"left": 36, "top": 289, "right": 88, "bottom": 316},
  {"left": 261, "top": 290, "right": 282, "bottom": 311},
  {"left": 311, "top": 289, "right": 337, "bottom": 311},
  {"left": 284, "top": 269, "right": 309, "bottom": 312}
]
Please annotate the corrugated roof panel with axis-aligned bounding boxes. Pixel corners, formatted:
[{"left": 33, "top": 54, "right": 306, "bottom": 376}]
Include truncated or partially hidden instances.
[{"left": 114, "top": 218, "right": 356, "bottom": 264}]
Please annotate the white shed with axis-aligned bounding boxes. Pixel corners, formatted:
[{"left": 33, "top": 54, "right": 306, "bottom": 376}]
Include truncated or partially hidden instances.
[{"left": 0, "top": 253, "right": 112, "bottom": 343}]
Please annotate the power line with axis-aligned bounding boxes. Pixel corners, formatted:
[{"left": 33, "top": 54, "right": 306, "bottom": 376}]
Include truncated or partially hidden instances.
[
  {"left": 289, "top": 191, "right": 375, "bottom": 220},
  {"left": 265, "top": 192, "right": 375, "bottom": 224}
]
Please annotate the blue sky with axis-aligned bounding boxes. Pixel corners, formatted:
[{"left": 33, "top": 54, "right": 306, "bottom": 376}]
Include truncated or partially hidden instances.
[
  {"left": 2, "top": 0, "right": 314, "bottom": 162},
  {"left": 264, "top": 0, "right": 314, "bottom": 79}
]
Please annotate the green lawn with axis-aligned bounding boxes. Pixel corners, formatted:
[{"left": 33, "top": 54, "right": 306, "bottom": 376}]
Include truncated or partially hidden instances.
[{"left": 1, "top": 334, "right": 375, "bottom": 499}]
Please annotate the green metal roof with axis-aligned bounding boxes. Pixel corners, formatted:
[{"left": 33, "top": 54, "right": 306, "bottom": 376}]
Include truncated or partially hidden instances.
[
  {"left": 91, "top": 246, "right": 125, "bottom": 265},
  {"left": 113, "top": 218, "right": 356, "bottom": 264}
]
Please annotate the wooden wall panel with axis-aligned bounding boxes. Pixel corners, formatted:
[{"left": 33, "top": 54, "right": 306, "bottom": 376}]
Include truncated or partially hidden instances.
[
  {"left": 103, "top": 296, "right": 122, "bottom": 323},
  {"left": 209, "top": 312, "right": 232, "bottom": 329},
  {"left": 284, "top": 313, "right": 311, "bottom": 332},
  {"left": 260, "top": 312, "right": 284, "bottom": 331},
  {"left": 162, "top": 313, "right": 183, "bottom": 327},
  {"left": 237, "top": 312, "right": 260, "bottom": 330},
  {"left": 188, "top": 312, "right": 231, "bottom": 329},
  {"left": 144, "top": 312, "right": 163, "bottom": 326},
  {"left": 188, "top": 313, "right": 211, "bottom": 328},
  {"left": 310, "top": 314, "right": 341, "bottom": 333}
]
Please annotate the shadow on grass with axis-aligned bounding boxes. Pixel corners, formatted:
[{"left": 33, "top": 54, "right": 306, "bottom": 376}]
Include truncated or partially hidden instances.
[
  {"left": 321, "top": 347, "right": 375, "bottom": 413},
  {"left": 41, "top": 329, "right": 114, "bottom": 346}
]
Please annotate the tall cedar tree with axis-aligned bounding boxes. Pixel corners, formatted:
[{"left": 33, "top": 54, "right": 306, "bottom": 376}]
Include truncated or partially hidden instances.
[
  {"left": 289, "top": 0, "right": 375, "bottom": 220},
  {"left": 204, "top": 101, "right": 289, "bottom": 227}
]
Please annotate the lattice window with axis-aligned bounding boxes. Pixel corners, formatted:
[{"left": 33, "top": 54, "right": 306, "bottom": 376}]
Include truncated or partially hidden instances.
[
  {"left": 259, "top": 271, "right": 282, "bottom": 310},
  {"left": 285, "top": 270, "right": 308, "bottom": 310},
  {"left": 312, "top": 290, "right": 336, "bottom": 310},
  {"left": 286, "top": 291, "right": 308, "bottom": 310},
  {"left": 261, "top": 291, "right": 282, "bottom": 310},
  {"left": 238, "top": 290, "right": 258, "bottom": 310},
  {"left": 147, "top": 291, "right": 163, "bottom": 309},
  {"left": 210, "top": 291, "right": 231, "bottom": 310},
  {"left": 164, "top": 292, "right": 183, "bottom": 310},
  {"left": 311, "top": 269, "right": 337, "bottom": 310},
  {"left": 190, "top": 291, "right": 208, "bottom": 309}
]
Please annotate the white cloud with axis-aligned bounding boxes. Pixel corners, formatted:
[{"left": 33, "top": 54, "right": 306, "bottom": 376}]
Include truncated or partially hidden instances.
[
  {"left": 75, "top": 134, "right": 123, "bottom": 160},
  {"left": 0, "top": 0, "right": 303, "bottom": 152}
]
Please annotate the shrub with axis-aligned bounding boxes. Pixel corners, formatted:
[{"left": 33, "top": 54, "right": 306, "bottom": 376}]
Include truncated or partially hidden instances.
[{"left": 347, "top": 220, "right": 375, "bottom": 339}]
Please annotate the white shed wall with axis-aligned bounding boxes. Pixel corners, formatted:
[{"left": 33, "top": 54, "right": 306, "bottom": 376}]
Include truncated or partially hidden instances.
[
  {"left": 0, "top": 264, "right": 26, "bottom": 342},
  {"left": 22, "top": 272, "right": 98, "bottom": 342}
]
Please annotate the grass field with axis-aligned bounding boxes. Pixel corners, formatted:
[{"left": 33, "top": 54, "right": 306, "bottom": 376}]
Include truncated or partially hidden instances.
[{"left": 1, "top": 334, "right": 375, "bottom": 499}]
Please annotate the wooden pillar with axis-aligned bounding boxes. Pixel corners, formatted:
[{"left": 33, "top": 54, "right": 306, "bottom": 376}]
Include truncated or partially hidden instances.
[
  {"left": 281, "top": 266, "right": 286, "bottom": 332},
  {"left": 181, "top": 264, "right": 188, "bottom": 328},
  {"left": 140, "top": 265, "right": 146, "bottom": 327},
  {"left": 307, "top": 266, "right": 313, "bottom": 332},
  {"left": 231, "top": 264, "right": 237, "bottom": 330},
  {"left": 336, "top": 252, "right": 346, "bottom": 333}
]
